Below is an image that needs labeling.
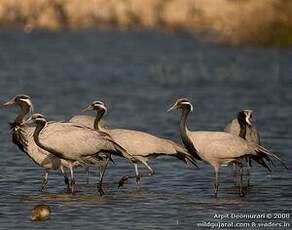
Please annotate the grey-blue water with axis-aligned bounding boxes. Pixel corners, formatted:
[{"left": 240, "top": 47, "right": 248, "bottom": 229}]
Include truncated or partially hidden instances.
[{"left": 0, "top": 28, "right": 291, "bottom": 229}]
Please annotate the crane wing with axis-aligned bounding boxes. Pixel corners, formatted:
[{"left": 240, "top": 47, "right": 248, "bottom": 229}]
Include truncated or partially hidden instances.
[{"left": 39, "top": 123, "right": 115, "bottom": 160}]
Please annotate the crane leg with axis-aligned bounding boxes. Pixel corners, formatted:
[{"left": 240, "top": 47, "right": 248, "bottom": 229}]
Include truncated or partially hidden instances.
[
  {"left": 239, "top": 165, "right": 244, "bottom": 187},
  {"left": 97, "top": 154, "right": 112, "bottom": 183},
  {"left": 232, "top": 163, "right": 237, "bottom": 186},
  {"left": 69, "top": 165, "right": 76, "bottom": 193},
  {"left": 85, "top": 166, "right": 90, "bottom": 184},
  {"left": 140, "top": 160, "right": 155, "bottom": 176},
  {"left": 98, "top": 160, "right": 104, "bottom": 182},
  {"left": 214, "top": 168, "right": 220, "bottom": 198},
  {"left": 246, "top": 158, "right": 251, "bottom": 187},
  {"left": 40, "top": 169, "right": 49, "bottom": 192},
  {"left": 246, "top": 168, "right": 250, "bottom": 187},
  {"left": 239, "top": 167, "right": 245, "bottom": 197},
  {"left": 97, "top": 158, "right": 109, "bottom": 196},
  {"left": 60, "top": 166, "right": 70, "bottom": 190},
  {"left": 134, "top": 163, "right": 141, "bottom": 190},
  {"left": 118, "top": 160, "right": 155, "bottom": 188}
]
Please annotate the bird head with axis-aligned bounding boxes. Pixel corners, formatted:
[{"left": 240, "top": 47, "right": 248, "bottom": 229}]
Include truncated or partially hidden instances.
[
  {"left": 25, "top": 113, "right": 47, "bottom": 125},
  {"left": 167, "top": 98, "right": 193, "bottom": 112},
  {"left": 82, "top": 100, "right": 107, "bottom": 114},
  {"left": 3, "top": 94, "right": 33, "bottom": 111},
  {"left": 238, "top": 109, "right": 253, "bottom": 127}
]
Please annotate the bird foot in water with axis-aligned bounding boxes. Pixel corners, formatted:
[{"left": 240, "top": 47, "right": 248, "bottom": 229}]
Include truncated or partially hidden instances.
[
  {"left": 39, "top": 181, "right": 48, "bottom": 192},
  {"left": 96, "top": 182, "right": 105, "bottom": 196},
  {"left": 118, "top": 176, "right": 129, "bottom": 188},
  {"left": 239, "top": 190, "right": 245, "bottom": 197},
  {"left": 39, "top": 186, "right": 46, "bottom": 192},
  {"left": 98, "top": 187, "right": 105, "bottom": 196},
  {"left": 64, "top": 177, "right": 69, "bottom": 185},
  {"left": 247, "top": 181, "right": 251, "bottom": 188},
  {"left": 135, "top": 175, "right": 141, "bottom": 185},
  {"left": 64, "top": 177, "right": 70, "bottom": 189},
  {"left": 70, "top": 179, "right": 76, "bottom": 193},
  {"left": 213, "top": 185, "right": 219, "bottom": 198},
  {"left": 148, "top": 171, "right": 155, "bottom": 176},
  {"left": 135, "top": 175, "right": 141, "bottom": 191},
  {"left": 66, "top": 186, "right": 71, "bottom": 193}
]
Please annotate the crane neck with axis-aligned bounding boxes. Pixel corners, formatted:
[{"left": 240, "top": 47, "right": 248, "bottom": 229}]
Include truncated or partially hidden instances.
[
  {"left": 94, "top": 109, "right": 106, "bottom": 132},
  {"left": 179, "top": 107, "right": 202, "bottom": 160},
  {"left": 33, "top": 121, "right": 63, "bottom": 157},
  {"left": 238, "top": 118, "right": 247, "bottom": 139},
  {"left": 180, "top": 108, "right": 190, "bottom": 137},
  {"left": 16, "top": 103, "right": 31, "bottom": 125}
]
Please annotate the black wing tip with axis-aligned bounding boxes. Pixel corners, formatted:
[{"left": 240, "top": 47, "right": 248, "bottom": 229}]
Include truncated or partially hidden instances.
[
  {"left": 178, "top": 152, "right": 199, "bottom": 169},
  {"left": 255, "top": 148, "right": 288, "bottom": 170},
  {"left": 186, "top": 157, "right": 199, "bottom": 169}
]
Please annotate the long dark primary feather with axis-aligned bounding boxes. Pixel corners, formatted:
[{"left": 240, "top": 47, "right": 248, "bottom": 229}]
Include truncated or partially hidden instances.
[
  {"left": 255, "top": 145, "right": 288, "bottom": 169},
  {"left": 171, "top": 143, "right": 198, "bottom": 168},
  {"left": 245, "top": 141, "right": 288, "bottom": 170},
  {"left": 253, "top": 156, "right": 272, "bottom": 172},
  {"left": 176, "top": 150, "right": 198, "bottom": 168},
  {"left": 234, "top": 153, "right": 272, "bottom": 172}
]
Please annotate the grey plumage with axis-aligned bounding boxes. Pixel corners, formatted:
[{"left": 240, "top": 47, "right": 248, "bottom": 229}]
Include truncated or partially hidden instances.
[
  {"left": 83, "top": 100, "right": 197, "bottom": 188},
  {"left": 110, "top": 129, "right": 192, "bottom": 162},
  {"left": 69, "top": 115, "right": 95, "bottom": 128},
  {"left": 69, "top": 114, "right": 110, "bottom": 184},
  {"left": 224, "top": 109, "right": 261, "bottom": 186},
  {"left": 224, "top": 110, "right": 260, "bottom": 144},
  {"left": 69, "top": 115, "right": 108, "bottom": 130},
  {"left": 27, "top": 113, "right": 127, "bottom": 194},
  {"left": 224, "top": 110, "right": 261, "bottom": 186},
  {"left": 3, "top": 95, "right": 72, "bottom": 191},
  {"left": 34, "top": 122, "right": 114, "bottom": 161},
  {"left": 168, "top": 98, "right": 287, "bottom": 197}
]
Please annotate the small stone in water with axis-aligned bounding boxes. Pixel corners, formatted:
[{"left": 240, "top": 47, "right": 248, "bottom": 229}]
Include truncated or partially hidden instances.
[{"left": 31, "top": 204, "right": 51, "bottom": 221}]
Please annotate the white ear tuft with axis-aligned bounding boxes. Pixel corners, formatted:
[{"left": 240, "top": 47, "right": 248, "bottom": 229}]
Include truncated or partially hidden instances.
[
  {"left": 190, "top": 104, "right": 193, "bottom": 112},
  {"left": 181, "top": 102, "right": 193, "bottom": 112},
  {"left": 19, "top": 98, "right": 32, "bottom": 107}
]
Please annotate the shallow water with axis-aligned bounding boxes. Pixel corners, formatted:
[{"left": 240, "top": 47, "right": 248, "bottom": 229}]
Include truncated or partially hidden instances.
[{"left": 0, "top": 28, "right": 291, "bottom": 229}]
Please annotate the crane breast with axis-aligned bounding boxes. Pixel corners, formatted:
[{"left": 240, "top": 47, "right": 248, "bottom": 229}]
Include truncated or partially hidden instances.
[{"left": 15, "top": 125, "right": 68, "bottom": 169}]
